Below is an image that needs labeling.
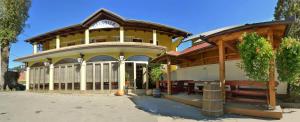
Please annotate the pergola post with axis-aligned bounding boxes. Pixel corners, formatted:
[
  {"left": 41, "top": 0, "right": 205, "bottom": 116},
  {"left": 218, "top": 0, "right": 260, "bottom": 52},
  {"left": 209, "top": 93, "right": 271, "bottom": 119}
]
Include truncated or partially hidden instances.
[
  {"left": 268, "top": 31, "right": 276, "bottom": 109},
  {"left": 218, "top": 40, "right": 225, "bottom": 102},
  {"left": 166, "top": 57, "right": 172, "bottom": 95}
]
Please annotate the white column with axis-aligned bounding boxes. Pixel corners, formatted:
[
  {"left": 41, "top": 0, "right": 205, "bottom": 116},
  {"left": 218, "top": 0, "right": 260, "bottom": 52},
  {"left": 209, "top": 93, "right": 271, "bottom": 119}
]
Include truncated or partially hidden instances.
[
  {"left": 133, "top": 63, "right": 136, "bottom": 90},
  {"left": 56, "top": 35, "right": 60, "bottom": 49},
  {"left": 119, "top": 59, "right": 125, "bottom": 91},
  {"left": 25, "top": 67, "right": 30, "bottom": 90},
  {"left": 33, "top": 43, "right": 38, "bottom": 54},
  {"left": 152, "top": 30, "right": 157, "bottom": 45},
  {"left": 85, "top": 29, "right": 89, "bottom": 44},
  {"left": 120, "top": 27, "right": 124, "bottom": 43},
  {"left": 49, "top": 64, "right": 54, "bottom": 90},
  {"left": 100, "top": 63, "right": 104, "bottom": 91},
  {"left": 80, "top": 60, "right": 86, "bottom": 90}
]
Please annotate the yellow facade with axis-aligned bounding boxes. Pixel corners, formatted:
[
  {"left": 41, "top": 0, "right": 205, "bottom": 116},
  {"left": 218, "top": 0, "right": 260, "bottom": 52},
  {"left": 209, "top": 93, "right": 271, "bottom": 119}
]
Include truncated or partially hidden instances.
[{"left": 19, "top": 9, "right": 190, "bottom": 92}]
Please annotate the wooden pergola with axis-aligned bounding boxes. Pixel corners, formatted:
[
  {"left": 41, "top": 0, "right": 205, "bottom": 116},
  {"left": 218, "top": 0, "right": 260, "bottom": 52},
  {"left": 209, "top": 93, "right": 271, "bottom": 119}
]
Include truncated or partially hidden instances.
[{"left": 152, "top": 20, "right": 291, "bottom": 109}]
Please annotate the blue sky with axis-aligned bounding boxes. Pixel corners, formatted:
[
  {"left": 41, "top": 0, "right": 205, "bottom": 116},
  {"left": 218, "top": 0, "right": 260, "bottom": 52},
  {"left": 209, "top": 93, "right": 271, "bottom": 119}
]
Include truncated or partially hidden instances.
[{"left": 11, "top": 0, "right": 277, "bottom": 68}]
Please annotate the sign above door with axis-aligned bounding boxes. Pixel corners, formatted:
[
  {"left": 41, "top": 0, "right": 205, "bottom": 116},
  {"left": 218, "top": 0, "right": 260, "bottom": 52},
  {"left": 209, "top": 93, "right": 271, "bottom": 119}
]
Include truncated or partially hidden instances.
[{"left": 89, "top": 19, "right": 120, "bottom": 30}]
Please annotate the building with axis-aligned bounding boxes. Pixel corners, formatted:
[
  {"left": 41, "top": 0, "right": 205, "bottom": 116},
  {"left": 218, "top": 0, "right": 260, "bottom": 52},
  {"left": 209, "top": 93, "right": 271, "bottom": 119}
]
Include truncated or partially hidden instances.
[
  {"left": 152, "top": 20, "right": 290, "bottom": 109},
  {"left": 15, "top": 9, "right": 190, "bottom": 93}
]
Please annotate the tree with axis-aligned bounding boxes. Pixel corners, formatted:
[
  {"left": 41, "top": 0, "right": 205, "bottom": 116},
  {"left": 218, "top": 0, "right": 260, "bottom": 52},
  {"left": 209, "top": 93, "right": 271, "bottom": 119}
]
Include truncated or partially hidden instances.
[
  {"left": 0, "top": 0, "right": 31, "bottom": 90},
  {"left": 274, "top": 0, "right": 300, "bottom": 38},
  {"left": 276, "top": 37, "right": 300, "bottom": 96},
  {"left": 238, "top": 33, "right": 274, "bottom": 82},
  {"left": 149, "top": 63, "right": 163, "bottom": 89}
]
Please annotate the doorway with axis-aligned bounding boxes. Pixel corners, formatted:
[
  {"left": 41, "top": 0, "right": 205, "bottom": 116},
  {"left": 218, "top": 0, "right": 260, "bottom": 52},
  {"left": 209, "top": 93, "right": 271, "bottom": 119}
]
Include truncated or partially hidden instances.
[{"left": 125, "top": 62, "right": 148, "bottom": 90}]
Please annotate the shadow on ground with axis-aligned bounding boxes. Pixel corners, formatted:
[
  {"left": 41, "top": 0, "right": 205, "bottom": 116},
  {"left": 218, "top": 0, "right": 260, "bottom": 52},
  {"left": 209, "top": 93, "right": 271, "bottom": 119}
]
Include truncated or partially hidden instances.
[
  {"left": 128, "top": 95, "right": 228, "bottom": 121},
  {"left": 128, "top": 95, "right": 279, "bottom": 121}
]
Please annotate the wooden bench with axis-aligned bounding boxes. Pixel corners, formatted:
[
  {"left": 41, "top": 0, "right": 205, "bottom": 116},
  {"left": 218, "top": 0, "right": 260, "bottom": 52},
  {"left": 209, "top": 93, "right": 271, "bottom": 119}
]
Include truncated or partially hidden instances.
[{"left": 225, "top": 80, "right": 269, "bottom": 104}]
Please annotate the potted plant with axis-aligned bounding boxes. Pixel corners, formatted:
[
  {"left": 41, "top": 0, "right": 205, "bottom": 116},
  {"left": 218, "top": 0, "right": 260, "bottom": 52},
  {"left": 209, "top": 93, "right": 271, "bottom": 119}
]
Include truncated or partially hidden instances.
[{"left": 149, "top": 63, "right": 163, "bottom": 97}]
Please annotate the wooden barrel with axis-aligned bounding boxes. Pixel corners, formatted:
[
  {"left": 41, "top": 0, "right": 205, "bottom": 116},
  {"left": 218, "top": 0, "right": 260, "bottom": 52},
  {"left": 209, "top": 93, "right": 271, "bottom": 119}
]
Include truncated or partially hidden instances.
[{"left": 202, "top": 81, "right": 224, "bottom": 116}]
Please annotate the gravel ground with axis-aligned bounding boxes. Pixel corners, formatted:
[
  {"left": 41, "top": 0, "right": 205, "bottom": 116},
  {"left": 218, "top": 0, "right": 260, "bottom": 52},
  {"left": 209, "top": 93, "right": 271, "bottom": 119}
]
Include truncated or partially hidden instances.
[{"left": 0, "top": 92, "right": 300, "bottom": 122}]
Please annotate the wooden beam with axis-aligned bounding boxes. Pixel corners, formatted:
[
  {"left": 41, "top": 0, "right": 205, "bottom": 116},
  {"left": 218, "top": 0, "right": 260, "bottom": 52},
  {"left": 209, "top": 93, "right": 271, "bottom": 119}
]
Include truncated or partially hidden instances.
[
  {"left": 166, "top": 57, "right": 172, "bottom": 95},
  {"left": 268, "top": 31, "right": 276, "bottom": 109},
  {"left": 224, "top": 42, "right": 236, "bottom": 52},
  {"left": 218, "top": 40, "right": 225, "bottom": 101}
]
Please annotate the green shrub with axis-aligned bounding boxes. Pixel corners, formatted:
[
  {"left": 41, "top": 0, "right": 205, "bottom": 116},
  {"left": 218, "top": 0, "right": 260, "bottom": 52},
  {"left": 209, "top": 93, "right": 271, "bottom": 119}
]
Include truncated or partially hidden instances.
[
  {"left": 276, "top": 37, "right": 300, "bottom": 85},
  {"left": 148, "top": 63, "right": 163, "bottom": 84},
  {"left": 238, "top": 33, "right": 274, "bottom": 82}
]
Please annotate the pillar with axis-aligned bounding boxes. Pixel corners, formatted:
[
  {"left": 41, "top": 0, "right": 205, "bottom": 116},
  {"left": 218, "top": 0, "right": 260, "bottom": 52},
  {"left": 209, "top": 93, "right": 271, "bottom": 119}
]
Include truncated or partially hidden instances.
[
  {"left": 49, "top": 64, "right": 54, "bottom": 90},
  {"left": 56, "top": 35, "right": 60, "bottom": 49},
  {"left": 85, "top": 29, "right": 89, "bottom": 44},
  {"left": 120, "top": 27, "right": 124, "bottom": 43},
  {"left": 33, "top": 43, "right": 38, "bottom": 54},
  {"left": 25, "top": 67, "right": 30, "bottom": 90},
  {"left": 268, "top": 31, "right": 276, "bottom": 109},
  {"left": 80, "top": 60, "right": 86, "bottom": 91},
  {"left": 167, "top": 57, "right": 172, "bottom": 95},
  {"left": 218, "top": 40, "right": 225, "bottom": 101},
  {"left": 133, "top": 62, "right": 137, "bottom": 90},
  {"left": 152, "top": 30, "right": 157, "bottom": 45},
  {"left": 119, "top": 58, "right": 125, "bottom": 91}
]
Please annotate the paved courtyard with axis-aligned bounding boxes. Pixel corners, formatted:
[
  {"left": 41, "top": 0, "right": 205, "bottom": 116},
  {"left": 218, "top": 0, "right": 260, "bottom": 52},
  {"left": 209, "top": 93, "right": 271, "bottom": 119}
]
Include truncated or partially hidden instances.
[{"left": 0, "top": 92, "right": 300, "bottom": 122}]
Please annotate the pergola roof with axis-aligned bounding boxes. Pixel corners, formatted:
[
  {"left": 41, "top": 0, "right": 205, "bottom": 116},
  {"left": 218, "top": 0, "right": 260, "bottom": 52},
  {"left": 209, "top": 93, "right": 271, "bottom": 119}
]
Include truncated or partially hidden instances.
[
  {"left": 152, "top": 20, "right": 291, "bottom": 65},
  {"left": 183, "top": 20, "right": 291, "bottom": 44},
  {"left": 26, "top": 9, "right": 191, "bottom": 43},
  {"left": 152, "top": 42, "right": 213, "bottom": 64}
]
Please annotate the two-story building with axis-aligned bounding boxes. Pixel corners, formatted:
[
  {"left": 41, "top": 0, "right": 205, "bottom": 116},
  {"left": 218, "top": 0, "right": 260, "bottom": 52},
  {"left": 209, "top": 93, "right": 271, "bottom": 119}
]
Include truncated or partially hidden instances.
[{"left": 15, "top": 9, "right": 190, "bottom": 94}]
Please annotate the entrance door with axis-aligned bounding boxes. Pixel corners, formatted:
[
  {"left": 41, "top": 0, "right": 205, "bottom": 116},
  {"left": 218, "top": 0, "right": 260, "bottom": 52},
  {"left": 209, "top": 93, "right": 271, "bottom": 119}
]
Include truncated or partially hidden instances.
[
  {"left": 125, "top": 62, "right": 148, "bottom": 90},
  {"left": 125, "top": 62, "right": 134, "bottom": 89},
  {"left": 136, "top": 63, "right": 147, "bottom": 89}
]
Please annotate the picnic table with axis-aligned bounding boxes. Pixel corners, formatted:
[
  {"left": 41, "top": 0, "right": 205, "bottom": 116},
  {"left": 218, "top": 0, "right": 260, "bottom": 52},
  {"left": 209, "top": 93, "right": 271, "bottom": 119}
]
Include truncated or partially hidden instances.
[{"left": 159, "top": 80, "right": 206, "bottom": 95}]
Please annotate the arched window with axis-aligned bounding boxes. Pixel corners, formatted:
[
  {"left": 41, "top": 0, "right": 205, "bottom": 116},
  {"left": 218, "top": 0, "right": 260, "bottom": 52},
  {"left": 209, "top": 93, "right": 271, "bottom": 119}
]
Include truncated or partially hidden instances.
[
  {"left": 87, "top": 55, "right": 117, "bottom": 62},
  {"left": 126, "top": 55, "right": 151, "bottom": 62},
  {"left": 55, "top": 58, "right": 78, "bottom": 65},
  {"left": 31, "top": 62, "right": 44, "bottom": 67}
]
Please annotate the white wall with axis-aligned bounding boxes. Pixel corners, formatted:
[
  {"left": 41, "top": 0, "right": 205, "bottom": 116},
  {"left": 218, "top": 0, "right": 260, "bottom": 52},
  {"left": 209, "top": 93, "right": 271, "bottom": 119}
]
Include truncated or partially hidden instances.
[{"left": 171, "top": 60, "right": 287, "bottom": 94}]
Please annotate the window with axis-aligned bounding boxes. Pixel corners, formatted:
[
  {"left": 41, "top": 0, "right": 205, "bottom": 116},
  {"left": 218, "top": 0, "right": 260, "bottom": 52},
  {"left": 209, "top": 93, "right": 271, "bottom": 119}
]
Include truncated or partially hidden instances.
[
  {"left": 132, "top": 38, "right": 143, "bottom": 43},
  {"left": 90, "top": 39, "right": 106, "bottom": 43},
  {"left": 67, "top": 42, "right": 76, "bottom": 46},
  {"left": 112, "top": 36, "right": 120, "bottom": 42},
  {"left": 37, "top": 44, "right": 43, "bottom": 51},
  {"left": 90, "top": 36, "right": 107, "bottom": 43}
]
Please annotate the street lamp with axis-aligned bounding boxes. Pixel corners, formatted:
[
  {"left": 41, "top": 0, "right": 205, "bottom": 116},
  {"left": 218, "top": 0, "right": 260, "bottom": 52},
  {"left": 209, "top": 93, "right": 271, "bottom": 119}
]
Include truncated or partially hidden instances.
[
  {"left": 44, "top": 58, "right": 52, "bottom": 66},
  {"left": 77, "top": 53, "right": 84, "bottom": 63}
]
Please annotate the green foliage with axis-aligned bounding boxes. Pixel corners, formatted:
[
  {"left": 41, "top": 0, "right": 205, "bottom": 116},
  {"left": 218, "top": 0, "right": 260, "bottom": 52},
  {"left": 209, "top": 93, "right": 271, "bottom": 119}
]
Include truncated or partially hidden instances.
[
  {"left": 274, "top": 0, "right": 300, "bottom": 38},
  {"left": 0, "top": 0, "right": 31, "bottom": 46},
  {"left": 238, "top": 33, "right": 274, "bottom": 82},
  {"left": 149, "top": 63, "right": 163, "bottom": 84},
  {"left": 276, "top": 37, "right": 300, "bottom": 85}
]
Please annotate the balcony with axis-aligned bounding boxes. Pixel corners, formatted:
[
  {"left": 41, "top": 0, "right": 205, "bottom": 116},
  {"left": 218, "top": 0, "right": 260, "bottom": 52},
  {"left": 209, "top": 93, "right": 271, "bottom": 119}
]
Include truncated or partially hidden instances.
[{"left": 16, "top": 42, "right": 166, "bottom": 62}]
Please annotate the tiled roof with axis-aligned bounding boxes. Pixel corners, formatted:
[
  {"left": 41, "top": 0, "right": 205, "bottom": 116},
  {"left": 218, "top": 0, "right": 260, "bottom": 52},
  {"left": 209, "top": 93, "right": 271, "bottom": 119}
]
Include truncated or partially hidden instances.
[{"left": 163, "top": 42, "right": 213, "bottom": 57}]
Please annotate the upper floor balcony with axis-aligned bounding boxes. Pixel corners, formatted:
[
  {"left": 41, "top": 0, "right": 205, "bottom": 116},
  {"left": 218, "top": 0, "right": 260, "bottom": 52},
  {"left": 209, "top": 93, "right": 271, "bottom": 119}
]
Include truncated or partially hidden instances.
[
  {"left": 17, "top": 9, "right": 190, "bottom": 62},
  {"left": 32, "top": 27, "right": 175, "bottom": 54}
]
